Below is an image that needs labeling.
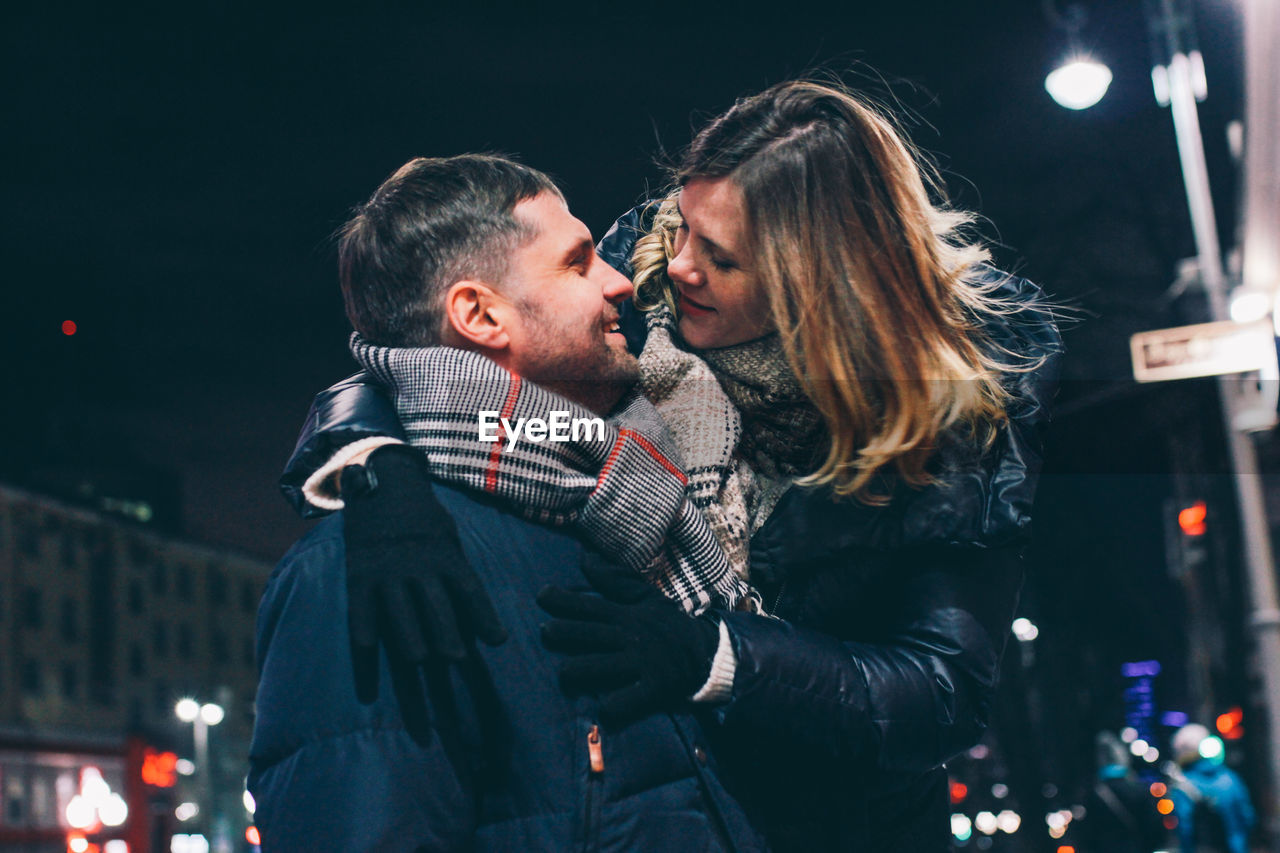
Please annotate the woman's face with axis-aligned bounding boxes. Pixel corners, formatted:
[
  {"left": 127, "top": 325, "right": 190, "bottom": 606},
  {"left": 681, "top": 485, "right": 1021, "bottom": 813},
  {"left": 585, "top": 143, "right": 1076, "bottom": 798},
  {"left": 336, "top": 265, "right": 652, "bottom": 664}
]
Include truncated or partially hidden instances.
[{"left": 667, "top": 177, "right": 773, "bottom": 349}]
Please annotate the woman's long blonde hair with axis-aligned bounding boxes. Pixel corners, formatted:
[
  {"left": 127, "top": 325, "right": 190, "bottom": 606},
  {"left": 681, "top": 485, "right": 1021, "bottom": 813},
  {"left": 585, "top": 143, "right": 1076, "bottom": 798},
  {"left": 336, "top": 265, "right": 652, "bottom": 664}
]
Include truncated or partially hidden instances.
[{"left": 634, "top": 80, "right": 1030, "bottom": 502}]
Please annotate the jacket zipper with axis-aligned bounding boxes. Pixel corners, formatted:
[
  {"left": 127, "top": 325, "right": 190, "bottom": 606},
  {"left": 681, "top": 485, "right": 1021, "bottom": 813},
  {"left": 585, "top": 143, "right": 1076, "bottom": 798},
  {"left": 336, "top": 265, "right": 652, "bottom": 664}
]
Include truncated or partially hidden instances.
[
  {"left": 771, "top": 578, "right": 789, "bottom": 615},
  {"left": 582, "top": 724, "right": 604, "bottom": 852},
  {"left": 587, "top": 724, "right": 605, "bottom": 773}
]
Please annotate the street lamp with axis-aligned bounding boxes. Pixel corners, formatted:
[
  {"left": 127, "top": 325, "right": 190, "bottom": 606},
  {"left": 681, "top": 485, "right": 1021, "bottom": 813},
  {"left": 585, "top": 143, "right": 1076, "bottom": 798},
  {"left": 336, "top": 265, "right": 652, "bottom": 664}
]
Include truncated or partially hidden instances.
[
  {"left": 1046, "top": 56, "right": 1112, "bottom": 110},
  {"left": 1043, "top": 2, "right": 1112, "bottom": 110},
  {"left": 175, "top": 698, "right": 224, "bottom": 835}
]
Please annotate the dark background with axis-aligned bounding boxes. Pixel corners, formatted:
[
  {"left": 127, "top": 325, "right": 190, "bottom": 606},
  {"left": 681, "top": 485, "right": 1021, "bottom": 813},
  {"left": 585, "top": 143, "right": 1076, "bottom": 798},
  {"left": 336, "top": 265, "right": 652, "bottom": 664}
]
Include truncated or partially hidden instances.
[{"left": 4, "top": 0, "right": 1264, "bottom": 831}]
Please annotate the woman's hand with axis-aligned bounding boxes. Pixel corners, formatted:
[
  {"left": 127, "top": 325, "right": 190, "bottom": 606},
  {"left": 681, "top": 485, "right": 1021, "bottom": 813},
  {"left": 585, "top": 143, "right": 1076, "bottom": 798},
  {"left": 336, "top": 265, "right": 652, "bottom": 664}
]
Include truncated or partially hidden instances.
[
  {"left": 537, "top": 553, "right": 719, "bottom": 722},
  {"left": 340, "top": 444, "right": 507, "bottom": 703}
]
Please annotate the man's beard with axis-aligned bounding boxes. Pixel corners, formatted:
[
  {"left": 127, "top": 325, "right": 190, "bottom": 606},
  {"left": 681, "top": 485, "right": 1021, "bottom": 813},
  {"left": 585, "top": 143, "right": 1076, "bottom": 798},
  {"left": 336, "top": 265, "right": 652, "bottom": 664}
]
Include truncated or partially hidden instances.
[{"left": 520, "top": 309, "right": 641, "bottom": 415}]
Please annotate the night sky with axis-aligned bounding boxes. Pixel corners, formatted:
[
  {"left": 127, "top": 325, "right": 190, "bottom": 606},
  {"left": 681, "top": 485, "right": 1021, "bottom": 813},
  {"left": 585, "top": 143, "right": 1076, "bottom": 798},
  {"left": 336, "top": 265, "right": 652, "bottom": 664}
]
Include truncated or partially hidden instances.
[
  {"left": 5, "top": 0, "right": 1263, "bottom": 803},
  {"left": 4, "top": 0, "right": 1257, "bottom": 709}
]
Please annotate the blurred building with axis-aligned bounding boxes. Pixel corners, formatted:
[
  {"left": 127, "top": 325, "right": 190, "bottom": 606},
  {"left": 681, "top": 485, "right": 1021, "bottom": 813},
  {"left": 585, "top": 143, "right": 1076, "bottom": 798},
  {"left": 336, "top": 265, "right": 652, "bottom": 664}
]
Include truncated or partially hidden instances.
[{"left": 0, "top": 483, "right": 269, "bottom": 853}]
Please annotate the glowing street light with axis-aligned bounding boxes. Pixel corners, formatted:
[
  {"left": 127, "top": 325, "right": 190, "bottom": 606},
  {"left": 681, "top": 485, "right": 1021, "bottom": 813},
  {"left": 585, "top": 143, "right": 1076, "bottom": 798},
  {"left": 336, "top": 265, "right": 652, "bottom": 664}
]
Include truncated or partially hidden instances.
[
  {"left": 175, "top": 698, "right": 200, "bottom": 723},
  {"left": 64, "top": 766, "right": 128, "bottom": 831},
  {"left": 1012, "top": 618, "right": 1040, "bottom": 642},
  {"left": 1043, "top": 3, "right": 1111, "bottom": 110},
  {"left": 1045, "top": 56, "right": 1113, "bottom": 110},
  {"left": 200, "top": 703, "right": 225, "bottom": 726}
]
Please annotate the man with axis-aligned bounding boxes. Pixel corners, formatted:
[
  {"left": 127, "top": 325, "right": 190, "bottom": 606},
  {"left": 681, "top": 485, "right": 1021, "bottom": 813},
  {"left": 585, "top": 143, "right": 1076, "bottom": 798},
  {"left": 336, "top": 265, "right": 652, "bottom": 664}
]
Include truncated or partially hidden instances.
[
  {"left": 1168, "top": 723, "right": 1256, "bottom": 853},
  {"left": 248, "top": 155, "right": 763, "bottom": 851}
]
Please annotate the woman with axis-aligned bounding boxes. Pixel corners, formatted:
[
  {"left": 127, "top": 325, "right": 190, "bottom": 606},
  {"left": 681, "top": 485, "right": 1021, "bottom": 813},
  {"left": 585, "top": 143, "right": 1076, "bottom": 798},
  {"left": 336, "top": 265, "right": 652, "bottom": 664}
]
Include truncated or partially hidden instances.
[{"left": 283, "top": 80, "right": 1061, "bottom": 850}]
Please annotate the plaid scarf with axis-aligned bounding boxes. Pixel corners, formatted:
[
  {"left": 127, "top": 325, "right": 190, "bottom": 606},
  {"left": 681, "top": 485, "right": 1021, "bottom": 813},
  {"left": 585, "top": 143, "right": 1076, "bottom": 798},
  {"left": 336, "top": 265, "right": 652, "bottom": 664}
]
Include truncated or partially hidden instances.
[
  {"left": 350, "top": 333, "right": 755, "bottom": 615},
  {"left": 638, "top": 305, "right": 761, "bottom": 583}
]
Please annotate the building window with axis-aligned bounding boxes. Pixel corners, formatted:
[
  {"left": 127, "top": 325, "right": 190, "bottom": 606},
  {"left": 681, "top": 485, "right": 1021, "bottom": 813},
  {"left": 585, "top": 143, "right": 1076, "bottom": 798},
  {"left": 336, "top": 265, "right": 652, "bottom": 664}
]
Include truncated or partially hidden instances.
[
  {"left": 61, "top": 535, "right": 78, "bottom": 570},
  {"left": 18, "top": 511, "right": 42, "bottom": 559},
  {"left": 208, "top": 566, "right": 227, "bottom": 608},
  {"left": 151, "top": 563, "right": 168, "bottom": 596},
  {"left": 211, "top": 629, "right": 228, "bottom": 663},
  {"left": 129, "top": 644, "right": 145, "bottom": 678},
  {"left": 60, "top": 664, "right": 78, "bottom": 701},
  {"left": 240, "top": 578, "right": 259, "bottom": 613},
  {"left": 177, "top": 624, "right": 193, "bottom": 659},
  {"left": 22, "top": 587, "right": 42, "bottom": 630},
  {"left": 128, "top": 579, "right": 144, "bottom": 615},
  {"left": 60, "top": 598, "right": 79, "bottom": 642},
  {"left": 129, "top": 539, "right": 151, "bottom": 567},
  {"left": 5, "top": 780, "right": 24, "bottom": 823},
  {"left": 152, "top": 622, "right": 168, "bottom": 658},
  {"left": 21, "top": 659, "right": 41, "bottom": 695},
  {"left": 176, "top": 566, "right": 192, "bottom": 600}
]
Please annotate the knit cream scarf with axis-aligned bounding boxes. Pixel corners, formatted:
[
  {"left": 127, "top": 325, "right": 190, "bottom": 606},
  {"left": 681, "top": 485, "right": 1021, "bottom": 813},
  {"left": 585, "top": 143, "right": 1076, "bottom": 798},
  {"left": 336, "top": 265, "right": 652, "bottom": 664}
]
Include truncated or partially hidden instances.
[{"left": 639, "top": 306, "right": 823, "bottom": 590}]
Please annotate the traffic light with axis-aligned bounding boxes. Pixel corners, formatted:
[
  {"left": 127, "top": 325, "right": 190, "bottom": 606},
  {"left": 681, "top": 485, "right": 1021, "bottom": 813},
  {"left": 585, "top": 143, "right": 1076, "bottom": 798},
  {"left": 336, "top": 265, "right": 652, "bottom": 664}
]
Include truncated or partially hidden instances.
[
  {"left": 1216, "top": 706, "right": 1244, "bottom": 740},
  {"left": 140, "top": 749, "right": 178, "bottom": 788},
  {"left": 1178, "top": 501, "right": 1207, "bottom": 537},
  {"left": 1166, "top": 499, "right": 1209, "bottom": 577}
]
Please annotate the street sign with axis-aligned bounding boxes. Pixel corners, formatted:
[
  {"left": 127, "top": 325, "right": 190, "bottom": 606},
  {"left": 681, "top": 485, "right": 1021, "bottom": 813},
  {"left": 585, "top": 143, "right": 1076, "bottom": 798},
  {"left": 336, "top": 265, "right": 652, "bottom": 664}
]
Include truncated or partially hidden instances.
[{"left": 1130, "top": 319, "right": 1278, "bottom": 382}]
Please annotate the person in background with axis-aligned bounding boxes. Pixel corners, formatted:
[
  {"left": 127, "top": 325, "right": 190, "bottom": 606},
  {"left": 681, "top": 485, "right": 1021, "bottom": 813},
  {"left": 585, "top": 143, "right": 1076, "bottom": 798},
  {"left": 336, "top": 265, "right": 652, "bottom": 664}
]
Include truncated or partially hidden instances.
[
  {"left": 1168, "top": 723, "right": 1255, "bottom": 853},
  {"left": 1080, "top": 731, "right": 1167, "bottom": 853}
]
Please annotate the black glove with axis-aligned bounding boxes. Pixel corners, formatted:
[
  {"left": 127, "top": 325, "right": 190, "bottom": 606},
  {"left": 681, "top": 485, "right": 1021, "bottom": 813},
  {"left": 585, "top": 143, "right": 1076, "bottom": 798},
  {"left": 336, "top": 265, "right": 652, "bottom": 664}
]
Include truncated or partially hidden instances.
[
  {"left": 536, "top": 554, "right": 720, "bottom": 722},
  {"left": 341, "top": 444, "right": 507, "bottom": 702}
]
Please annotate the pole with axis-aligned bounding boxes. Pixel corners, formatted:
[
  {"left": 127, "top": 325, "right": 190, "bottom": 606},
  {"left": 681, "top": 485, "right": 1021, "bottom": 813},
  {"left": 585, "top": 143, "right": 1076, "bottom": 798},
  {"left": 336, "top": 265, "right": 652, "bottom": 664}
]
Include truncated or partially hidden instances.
[
  {"left": 194, "top": 718, "right": 209, "bottom": 832},
  {"left": 1239, "top": 0, "right": 1280, "bottom": 836},
  {"left": 1240, "top": 0, "right": 1280, "bottom": 302},
  {"left": 1158, "top": 0, "right": 1280, "bottom": 837}
]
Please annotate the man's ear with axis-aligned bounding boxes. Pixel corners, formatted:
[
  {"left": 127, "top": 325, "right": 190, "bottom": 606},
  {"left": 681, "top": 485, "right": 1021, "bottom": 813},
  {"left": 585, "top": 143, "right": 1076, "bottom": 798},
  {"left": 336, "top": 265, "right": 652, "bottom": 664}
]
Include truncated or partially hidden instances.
[{"left": 442, "top": 280, "right": 514, "bottom": 352}]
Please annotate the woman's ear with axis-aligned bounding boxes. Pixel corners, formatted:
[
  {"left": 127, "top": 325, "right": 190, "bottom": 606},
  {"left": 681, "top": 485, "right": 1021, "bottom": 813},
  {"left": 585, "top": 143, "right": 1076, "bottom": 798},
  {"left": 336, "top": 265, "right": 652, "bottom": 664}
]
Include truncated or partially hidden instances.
[{"left": 442, "top": 280, "right": 513, "bottom": 352}]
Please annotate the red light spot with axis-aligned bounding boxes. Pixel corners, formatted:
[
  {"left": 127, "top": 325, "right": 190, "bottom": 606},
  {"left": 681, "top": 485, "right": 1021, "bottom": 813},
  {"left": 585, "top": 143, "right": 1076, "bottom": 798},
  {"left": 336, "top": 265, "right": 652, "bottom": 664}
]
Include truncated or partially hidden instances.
[
  {"left": 949, "top": 781, "right": 968, "bottom": 803},
  {"left": 62, "top": 320, "right": 77, "bottom": 336},
  {"left": 1178, "top": 502, "right": 1207, "bottom": 536},
  {"left": 141, "top": 749, "right": 178, "bottom": 787},
  {"left": 246, "top": 826, "right": 261, "bottom": 845},
  {"left": 1217, "top": 706, "right": 1245, "bottom": 739}
]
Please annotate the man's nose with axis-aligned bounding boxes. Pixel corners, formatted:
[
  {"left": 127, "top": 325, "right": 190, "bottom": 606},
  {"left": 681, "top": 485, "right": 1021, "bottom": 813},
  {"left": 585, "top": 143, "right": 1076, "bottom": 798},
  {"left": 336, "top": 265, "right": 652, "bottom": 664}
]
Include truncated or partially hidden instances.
[{"left": 600, "top": 261, "right": 635, "bottom": 304}]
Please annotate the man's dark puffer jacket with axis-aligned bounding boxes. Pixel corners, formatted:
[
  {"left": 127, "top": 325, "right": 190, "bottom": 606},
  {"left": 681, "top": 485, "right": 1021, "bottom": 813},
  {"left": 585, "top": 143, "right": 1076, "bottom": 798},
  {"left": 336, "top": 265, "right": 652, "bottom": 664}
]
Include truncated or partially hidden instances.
[
  {"left": 250, "top": 485, "right": 767, "bottom": 852},
  {"left": 280, "top": 204, "right": 1063, "bottom": 850}
]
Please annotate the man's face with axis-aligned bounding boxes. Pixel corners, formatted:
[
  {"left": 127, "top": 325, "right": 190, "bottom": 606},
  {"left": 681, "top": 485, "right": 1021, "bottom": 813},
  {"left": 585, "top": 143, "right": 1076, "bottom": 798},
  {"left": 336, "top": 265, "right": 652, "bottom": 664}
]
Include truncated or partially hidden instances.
[{"left": 499, "top": 192, "right": 640, "bottom": 413}]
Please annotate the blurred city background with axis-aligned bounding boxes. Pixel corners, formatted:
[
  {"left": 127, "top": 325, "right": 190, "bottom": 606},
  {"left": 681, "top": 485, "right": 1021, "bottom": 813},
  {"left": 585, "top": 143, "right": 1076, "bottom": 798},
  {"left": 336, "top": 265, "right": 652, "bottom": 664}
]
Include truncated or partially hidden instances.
[{"left": 3, "top": 1, "right": 1278, "bottom": 851}]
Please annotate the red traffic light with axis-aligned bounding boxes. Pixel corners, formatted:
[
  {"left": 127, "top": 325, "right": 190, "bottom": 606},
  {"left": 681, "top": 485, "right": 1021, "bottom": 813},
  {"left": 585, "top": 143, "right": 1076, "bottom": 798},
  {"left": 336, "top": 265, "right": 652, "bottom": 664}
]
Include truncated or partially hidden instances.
[
  {"left": 1217, "top": 706, "right": 1245, "bottom": 740},
  {"left": 1178, "top": 502, "right": 1207, "bottom": 536},
  {"left": 141, "top": 748, "right": 178, "bottom": 787}
]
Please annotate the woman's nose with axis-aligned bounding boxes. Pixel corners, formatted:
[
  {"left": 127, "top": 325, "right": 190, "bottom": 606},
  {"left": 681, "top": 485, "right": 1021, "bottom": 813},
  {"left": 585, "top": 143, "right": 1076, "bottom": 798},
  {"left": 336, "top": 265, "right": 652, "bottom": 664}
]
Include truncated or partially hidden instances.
[{"left": 667, "top": 246, "right": 703, "bottom": 288}]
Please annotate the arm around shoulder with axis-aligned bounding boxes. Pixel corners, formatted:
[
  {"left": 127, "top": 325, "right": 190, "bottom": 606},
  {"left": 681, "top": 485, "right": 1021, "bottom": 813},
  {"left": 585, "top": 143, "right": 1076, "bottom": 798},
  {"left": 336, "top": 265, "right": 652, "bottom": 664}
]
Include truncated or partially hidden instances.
[{"left": 279, "top": 372, "right": 406, "bottom": 517}]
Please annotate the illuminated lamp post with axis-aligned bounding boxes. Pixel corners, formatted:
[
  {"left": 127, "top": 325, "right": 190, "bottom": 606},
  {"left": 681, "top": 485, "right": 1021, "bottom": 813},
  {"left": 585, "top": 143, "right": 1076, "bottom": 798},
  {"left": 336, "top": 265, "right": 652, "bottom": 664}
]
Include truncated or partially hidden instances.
[
  {"left": 175, "top": 698, "right": 224, "bottom": 835},
  {"left": 1043, "top": 2, "right": 1112, "bottom": 110}
]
